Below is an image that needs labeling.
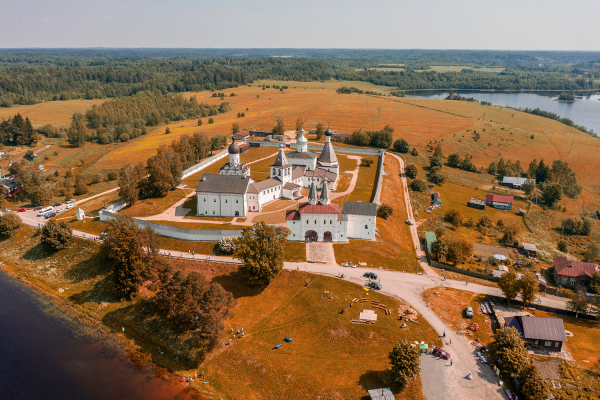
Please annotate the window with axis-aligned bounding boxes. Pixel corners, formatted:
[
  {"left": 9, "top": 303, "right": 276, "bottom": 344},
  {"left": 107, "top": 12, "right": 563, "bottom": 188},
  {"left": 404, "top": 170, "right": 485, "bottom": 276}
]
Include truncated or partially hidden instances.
[
  {"left": 570, "top": 278, "right": 576, "bottom": 286},
  {"left": 204, "top": 211, "right": 208, "bottom": 215},
  {"left": 324, "top": 220, "right": 326, "bottom": 224},
  {"left": 314, "top": 220, "right": 317, "bottom": 224},
  {"left": 214, "top": 199, "right": 216, "bottom": 202},
  {"left": 544, "top": 341, "right": 551, "bottom": 347},
  {"left": 236, "top": 200, "right": 238, "bottom": 203},
  {"left": 561, "top": 276, "right": 568, "bottom": 284},
  {"left": 212, "top": 211, "right": 215, "bottom": 215},
  {"left": 225, "top": 199, "right": 228, "bottom": 203},
  {"left": 365, "top": 225, "right": 368, "bottom": 229},
  {"left": 534, "top": 340, "right": 539, "bottom": 345},
  {"left": 330, "top": 220, "right": 332, "bottom": 224},
  {"left": 203, "top": 198, "right": 206, "bottom": 202},
  {"left": 554, "top": 342, "right": 560, "bottom": 347},
  {"left": 293, "top": 222, "right": 295, "bottom": 224},
  {"left": 306, "top": 220, "right": 309, "bottom": 224}
]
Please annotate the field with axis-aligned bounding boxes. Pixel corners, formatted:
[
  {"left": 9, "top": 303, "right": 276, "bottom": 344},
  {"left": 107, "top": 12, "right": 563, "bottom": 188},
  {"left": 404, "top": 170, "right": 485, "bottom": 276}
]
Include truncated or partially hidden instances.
[
  {"left": 334, "top": 155, "right": 416, "bottom": 271},
  {"left": 0, "top": 98, "right": 105, "bottom": 128}
]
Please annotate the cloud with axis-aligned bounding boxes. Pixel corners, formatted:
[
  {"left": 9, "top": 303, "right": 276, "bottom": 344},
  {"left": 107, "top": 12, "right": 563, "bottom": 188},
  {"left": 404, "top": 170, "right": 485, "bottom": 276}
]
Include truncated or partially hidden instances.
[
  {"left": 42, "top": 17, "right": 51, "bottom": 21},
  {"left": 101, "top": 15, "right": 113, "bottom": 21}
]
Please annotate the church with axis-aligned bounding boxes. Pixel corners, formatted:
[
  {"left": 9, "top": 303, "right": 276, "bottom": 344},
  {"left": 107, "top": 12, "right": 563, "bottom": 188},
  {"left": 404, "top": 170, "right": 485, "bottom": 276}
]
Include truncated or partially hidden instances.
[{"left": 195, "top": 128, "right": 340, "bottom": 217}]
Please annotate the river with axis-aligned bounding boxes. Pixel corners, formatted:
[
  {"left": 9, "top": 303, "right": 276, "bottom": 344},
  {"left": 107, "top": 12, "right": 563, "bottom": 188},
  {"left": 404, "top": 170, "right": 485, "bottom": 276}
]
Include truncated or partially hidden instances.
[
  {"left": 0, "top": 272, "right": 192, "bottom": 400},
  {"left": 405, "top": 91, "right": 600, "bottom": 135}
]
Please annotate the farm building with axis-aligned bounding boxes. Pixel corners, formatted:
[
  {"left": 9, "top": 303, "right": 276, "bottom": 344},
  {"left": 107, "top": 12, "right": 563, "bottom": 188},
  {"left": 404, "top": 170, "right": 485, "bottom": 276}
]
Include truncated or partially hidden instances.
[
  {"left": 332, "top": 133, "right": 350, "bottom": 143},
  {"left": 522, "top": 243, "right": 538, "bottom": 258},
  {"left": 249, "top": 130, "right": 271, "bottom": 138},
  {"left": 485, "top": 194, "right": 513, "bottom": 210},
  {"left": 492, "top": 265, "right": 509, "bottom": 278},
  {"left": 468, "top": 198, "right": 486, "bottom": 210},
  {"left": 432, "top": 192, "right": 441, "bottom": 206},
  {"left": 518, "top": 208, "right": 527, "bottom": 216},
  {"left": 368, "top": 388, "right": 395, "bottom": 400},
  {"left": 553, "top": 256, "right": 599, "bottom": 289},
  {"left": 233, "top": 131, "right": 252, "bottom": 141},
  {"left": 502, "top": 176, "right": 535, "bottom": 190},
  {"left": 425, "top": 231, "right": 437, "bottom": 252},
  {"left": 238, "top": 143, "right": 250, "bottom": 153},
  {"left": 503, "top": 315, "right": 567, "bottom": 352},
  {"left": 1, "top": 177, "right": 20, "bottom": 196}
]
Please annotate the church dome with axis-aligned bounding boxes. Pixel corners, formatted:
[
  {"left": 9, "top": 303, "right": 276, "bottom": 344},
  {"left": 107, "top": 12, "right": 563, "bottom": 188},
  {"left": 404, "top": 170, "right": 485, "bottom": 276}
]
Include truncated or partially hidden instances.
[
  {"left": 325, "top": 128, "right": 333, "bottom": 136},
  {"left": 228, "top": 139, "right": 240, "bottom": 154},
  {"left": 297, "top": 128, "right": 307, "bottom": 143}
]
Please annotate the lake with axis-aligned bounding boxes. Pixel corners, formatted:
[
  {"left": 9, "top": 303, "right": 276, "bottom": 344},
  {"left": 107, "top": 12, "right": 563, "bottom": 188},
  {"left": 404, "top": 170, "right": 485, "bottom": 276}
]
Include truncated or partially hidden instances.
[
  {"left": 0, "top": 272, "right": 192, "bottom": 400},
  {"left": 405, "top": 91, "right": 600, "bottom": 135}
]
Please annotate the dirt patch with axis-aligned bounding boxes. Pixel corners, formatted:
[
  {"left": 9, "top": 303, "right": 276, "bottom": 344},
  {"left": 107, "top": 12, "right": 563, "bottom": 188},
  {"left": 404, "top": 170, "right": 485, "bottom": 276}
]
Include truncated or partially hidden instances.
[
  {"left": 533, "top": 359, "right": 562, "bottom": 380},
  {"left": 397, "top": 305, "right": 418, "bottom": 320}
]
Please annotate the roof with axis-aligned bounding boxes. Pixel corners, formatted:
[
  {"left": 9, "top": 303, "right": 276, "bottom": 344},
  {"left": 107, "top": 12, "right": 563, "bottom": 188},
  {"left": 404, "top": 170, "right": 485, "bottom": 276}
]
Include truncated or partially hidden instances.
[
  {"left": 519, "top": 316, "right": 567, "bottom": 342},
  {"left": 503, "top": 176, "right": 534, "bottom": 185},
  {"left": 283, "top": 182, "right": 299, "bottom": 190},
  {"left": 367, "top": 388, "right": 395, "bottom": 400},
  {"left": 432, "top": 192, "right": 441, "bottom": 198},
  {"left": 247, "top": 178, "right": 282, "bottom": 193},
  {"left": 486, "top": 194, "right": 514, "bottom": 203},
  {"left": 196, "top": 174, "right": 251, "bottom": 194},
  {"left": 228, "top": 139, "right": 240, "bottom": 154},
  {"left": 291, "top": 165, "right": 306, "bottom": 180},
  {"left": 234, "top": 131, "right": 250, "bottom": 137},
  {"left": 469, "top": 198, "right": 486, "bottom": 205},
  {"left": 333, "top": 133, "right": 350, "bottom": 138},
  {"left": 425, "top": 231, "right": 437, "bottom": 243},
  {"left": 285, "top": 210, "right": 301, "bottom": 220},
  {"left": 342, "top": 201, "right": 377, "bottom": 216},
  {"left": 554, "top": 256, "right": 599, "bottom": 278},
  {"left": 272, "top": 146, "right": 289, "bottom": 167},
  {"left": 305, "top": 168, "right": 337, "bottom": 181},
  {"left": 523, "top": 243, "right": 538, "bottom": 252},
  {"left": 298, "top": 202, "right": 340, "bottom": 215},
  {"left": 318, "top": 142, "right": 338, "bottom": 164}
]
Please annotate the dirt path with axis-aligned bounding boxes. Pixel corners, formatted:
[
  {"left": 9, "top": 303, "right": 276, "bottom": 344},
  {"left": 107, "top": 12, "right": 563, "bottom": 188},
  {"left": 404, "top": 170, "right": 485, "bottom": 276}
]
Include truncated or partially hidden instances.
[{"left": 306, "top": 242, "right": 336, "bottom": 264}]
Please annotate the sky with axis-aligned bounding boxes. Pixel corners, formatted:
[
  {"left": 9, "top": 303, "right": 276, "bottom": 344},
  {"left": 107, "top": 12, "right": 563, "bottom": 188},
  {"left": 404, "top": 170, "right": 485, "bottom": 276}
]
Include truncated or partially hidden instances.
[{"left": 1, "top": 0, "right": 599, "bottom": 50}]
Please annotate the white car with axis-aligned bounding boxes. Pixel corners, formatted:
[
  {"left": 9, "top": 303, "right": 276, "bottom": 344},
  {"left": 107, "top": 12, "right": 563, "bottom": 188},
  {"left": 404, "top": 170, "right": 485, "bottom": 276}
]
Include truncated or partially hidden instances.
[
  {"left": 56, "top": 208, "right": 65, "bottom": 214},
  {"left": 65, "top": 204, "right": 74, "bottom": 210},
  {"left": 405, "top": 220, "right": 414, "bottom": 225},
  {"left": 66, "top": 199, "right": 76, "bottom": 204}
]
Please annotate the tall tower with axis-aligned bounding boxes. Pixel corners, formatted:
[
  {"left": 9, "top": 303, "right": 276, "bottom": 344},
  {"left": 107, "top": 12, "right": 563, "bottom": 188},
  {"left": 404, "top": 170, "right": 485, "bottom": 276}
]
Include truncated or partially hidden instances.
[
  {"left": 228, "top": 138, "right": 240, "bottom": 166},
  {"left": 319, "top": 178, "right": 330, "bottom": 205},
  {"left": 270, "top": 144, "right": 292, "bottom": 183},
  {"left": 297, "top": 128, "right": 308, "bottom": 153},
  {"left": 307, "top": 180, "right": 318, "bottom": 205}
]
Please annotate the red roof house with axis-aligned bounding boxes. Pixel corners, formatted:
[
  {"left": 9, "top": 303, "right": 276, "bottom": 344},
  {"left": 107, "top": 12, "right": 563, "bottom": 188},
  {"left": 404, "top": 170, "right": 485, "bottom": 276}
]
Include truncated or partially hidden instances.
[
  {"left": 553, "top": 256, "right": 599, "bottom": 288},
  {"left": 485, "top": 194, "right": 514, "bottom": 210}
]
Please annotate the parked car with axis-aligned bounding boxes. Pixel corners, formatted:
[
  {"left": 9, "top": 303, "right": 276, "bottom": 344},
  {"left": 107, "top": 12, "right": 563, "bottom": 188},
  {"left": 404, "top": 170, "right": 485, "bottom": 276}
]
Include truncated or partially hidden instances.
[
  {"left": 363, "top": 272, "right": 378, "bottom": 279},
  {"left": 66, "top": 199, "right": 76, "bottom": 204},
  {"left": 65, "top": 204, "right": 74, "bottom": 210},
  {"left": 53, "top": 202, "right": 63, "bottom": 207},
  {"left": 2, "top": 208, "right": 11, "bottom": 213},
  {"left": 369, "top": 281, "right": 382, "bottom": 290},
  {"left": 17, "top": 208, "right": 26, "bottom": 212},
  {"left": 56, "top": 208, "right": 64, "bottom": 214},
  {"left": 405, "top": 220, "right": 414, "bottom": 225},
  {"left": 432, "top": 346, "right": 451, "bottom": 359},
  {"left": 464, "top": 306, "right": 474, "bottom": 318},
  {"left": 34, "top": 206, "right": 44, "bottom": 211}
]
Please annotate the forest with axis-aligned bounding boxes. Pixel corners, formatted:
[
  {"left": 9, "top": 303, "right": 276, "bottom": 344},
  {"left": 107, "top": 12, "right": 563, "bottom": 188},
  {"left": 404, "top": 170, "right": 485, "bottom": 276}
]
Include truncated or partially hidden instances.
[{"left": 0, "top": 49, "right": 598, "bottom": 107}]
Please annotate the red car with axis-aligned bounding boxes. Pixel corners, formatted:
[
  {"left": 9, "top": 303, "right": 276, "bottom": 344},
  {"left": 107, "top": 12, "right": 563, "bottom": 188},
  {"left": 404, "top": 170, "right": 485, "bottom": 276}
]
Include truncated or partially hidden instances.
[
  {"left": 17, "top": 208, "right": 27, "bottom": 212},
  {"left": 432, "top": 346, "right": 451, "bottom": 360},
  {"left": 34, "top": 206, "right": 44, "bottom": 211}
]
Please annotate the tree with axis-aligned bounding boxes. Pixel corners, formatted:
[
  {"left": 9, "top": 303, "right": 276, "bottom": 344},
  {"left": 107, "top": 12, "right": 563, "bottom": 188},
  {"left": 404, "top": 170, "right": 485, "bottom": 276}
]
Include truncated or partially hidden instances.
[
  {"left": 101, "top": 216, "right": 145, "bottom": 299},
  {"left": 208, "top": 117, "right": 214, "bottom": 124},
  {"left": 369, "top": 129, "right": 393, "bottom": 149},
  {"left": 519, "top": 271, "right": 539, "bottom": 308},
  {"left": 527, "top": 159, "right": 538, "bottom": 179},
  {"left": 433, "top": 144, "right": 443, "bottom": 159},
  {"left": 567, "top": 287, "right": 589, "bottom": 318},
  {"left": 448, "top": 153, "right": 462, "bottom": 168},
  {"left": 588, "top": 271, "right": 600, "bottom": 295},
  {"left": 445, "top": 209, "right": 464, "bottom": 227},
  {"left": 557, "top": 239, "right": 568, "bottom": 253},
  {"left": 388, "top": 341, "right": 420, "bottom": 390},
  {"left": 0, "top": 193, "right": 5, "bottom": 209},
  {"left": 522, "top": 180, "right": 535, "bottom": 197},
  {"left": 393, "top": 139, "right": 410, "bottom": 153},
  {"left": 349, "top": 130, "right": 370, "bottom": 146},
  {"left": 74, "top": 174, "right": 88, "bottom": 195},
  {"left": 377, "top": 204, "right": 393, "bottom": 220},
  {"left": 488, "top": 161, "right": 498, "bottom": 175},
  {"left": 491, "top": 326, "right": 528, "bottom": 374},
  {"left": 0, "top": 213, "right": 22, "bottom": 237},
  {"left": 234, "top": 222, "right": 290, "bottom": 284},
  {"left": 429, "top": 156, "right": 443, "bottom": 169},
  {"left": 118, "top": 163, "right": 143, "bottom": 205},
  {"left": 294, "top": 117, "right": 303, "bottom": 134},
  {"left": 410, "top": 179, "right": 427, "bottom": 193},
  {"left": 146, "top": 150, "right": 174, "bottom": 197},
  {"left": 315, "top": 123, "right": 325, "bottom": 140},
  {"left": 501, "top": 224, "right": 519, "bottom": 244},
  {"left": 498, "top": 270, "right": 520, "bottom": 306},
  {"left": 41, "top": 219, "right": 72, "bottom": 250},
  {"left": 28, "top": 186, "right": 51, "bottom": 206},
  {"left": 405, "top": 164, "right": 418, "bottom": 179},
  {"left": 66, "top": 113, "right": 86, "bottom": 147},
  {"left": 585, "top": 242, "right": 600, "bottom": 263},
  {"left": 197, "top": 119, "right": 203, "bottom": 126},
  {"left": 232, "top": 123, "right": 240, "bottom": 134},
  {"left": 519, "top": 362, "right": 550, "bottom": 400},
  {"left": 210, "top": 134, "right": 226, "bottom": 154},
  {"left": 429, "top": 167, "right": 446, "bottom": 185},
  {"left": 272, "top": 117, "right": 284, "bottom": 134},
  {"left": 107, "top": 171, "right": 118, "bottom": 181},
  {"left": 445, "top": 239, "right": 473, "bottom": 266},
  {"left": 540, "top": 182, "right": 562, "bottom": 206},
  {"left": 430, "top": 239, "right": 448, "bottom": 262},
  {"left": 536, "top": 159, "right": 551, "bottom": 183},
  {"left": 410, "top": 147, "right": 419, "bottom": 156},
  {"left": 165, "top": 127, "right": 170, "bottom": 134}
]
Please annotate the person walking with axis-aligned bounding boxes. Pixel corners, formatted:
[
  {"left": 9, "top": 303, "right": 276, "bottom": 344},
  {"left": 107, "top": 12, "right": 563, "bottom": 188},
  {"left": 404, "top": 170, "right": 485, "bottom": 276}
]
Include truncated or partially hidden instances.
[
  {"left": 450, "top": 338, "right": 452, "bottom": 344},
  {"left": 450, "top": 359, "right": 453, "bottom": 366},
  {"left": 443, "top": 331, "right": 446, "bottom": 338},
  {"left": 122, "top": 327, "right": 125, "bottom": 333}
]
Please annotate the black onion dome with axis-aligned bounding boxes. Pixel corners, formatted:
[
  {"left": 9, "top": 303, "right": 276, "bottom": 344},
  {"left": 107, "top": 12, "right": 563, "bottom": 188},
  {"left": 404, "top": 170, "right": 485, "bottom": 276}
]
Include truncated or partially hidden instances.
[
  {"left": 325, "top": 128, "right": 333, "bottom": 136},
  {"left": 228, "top": 139, "right": 240, "bottom": 154}
]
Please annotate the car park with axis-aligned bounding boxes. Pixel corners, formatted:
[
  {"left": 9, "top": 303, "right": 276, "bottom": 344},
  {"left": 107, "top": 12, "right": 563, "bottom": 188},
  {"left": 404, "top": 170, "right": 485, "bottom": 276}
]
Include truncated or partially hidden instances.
[
  {"left": 464, "top": 306, "right": 474, "bottom": 318},
  {"left": 405, "top": 220, "right": 414, "bottom": 225},
  {"left": 363, "top": 272, "right": 378, "bottom": 279},
  {"left": 432, "top": 346, "right": 451, "bottom": 359},
  {"left": 66, "top": 199, "right": 76, "bottom": 204},
  {"left": 17, "top": 208, "right": 26, "bottom": 212}
]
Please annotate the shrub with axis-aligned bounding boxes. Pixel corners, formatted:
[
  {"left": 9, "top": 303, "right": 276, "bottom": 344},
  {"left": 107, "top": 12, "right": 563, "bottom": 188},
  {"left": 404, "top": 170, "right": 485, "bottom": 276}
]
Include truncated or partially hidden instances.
[
  {"left": 377, "top": 204, "right": 393, "bottom": 220},
  {"left": 198, "top": 119, "right": 203, "bottom": 126},
  {"left": 41, "top": 219, "right": 73, "bottom": 250},
  {"left": 445, "top": 209, "right": 464, "bottom": 227},
  {"left": 478, "top": 215, "right": 493, "bottom": 228},
  {"left": 361, "top": 158, "right": 374, "bottom": 167},
  {"left": 393, "top": 139, "right": 410, "bottom": 153},
  {"left": 410, "top": 179, "right": 427, "bottom": 192},
  {"left": 405, "top": 164, "right": 418, "bottom": 179},
  {"left": 558, "top": 239, "right": 568, "bottom": 252},
  {"left": 92, "top": 174, "right": 102, "bottom": 184},
  {"left": 0, "top": 213, "right": 22, "bottom": 237},
  {"left": 208, "top": 118, "right": 214, "bottom": 124},
  {"left": 410, "top": 147, "right": 419, "bottom": 156},
  {"left": 218, "top": 237, "right": 238, "bottom": 254},
  {"left": 165, "top": 127, "right": 170, "bottom": 134},
  {"left": 107, "top": 171, "right": 118, "bottom": 181},
  {"left": 389, "top": 341, "right": 420, "bottom": 390},
  {"left": 463, "top": 218, "right": 476, "bottom": 228}
]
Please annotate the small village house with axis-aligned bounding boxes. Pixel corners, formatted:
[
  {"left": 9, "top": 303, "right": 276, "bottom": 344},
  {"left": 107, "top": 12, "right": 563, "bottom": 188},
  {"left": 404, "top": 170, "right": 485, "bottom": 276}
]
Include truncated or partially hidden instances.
[
  {"left": 432, "top": 192, "right": 441, "bottom": 206},
  {"left": 368, "top": 388, "right": 395, "bottom": 400},
  {"left": 485, "top": 194, "right": 513, "bottom": 210},
  {"left": 468, "top": 198, "right": 486, "bottom": 210},
  {"left": 553, "top": 256, "right": 599, "bottom": 289},
  {"left": 233, "top": 131, "right": 252, "bottom": 141},
  {"left": 503, "top": 315, "right": 567, "bottom": 352},
  {"left": 522, "top": 243, "right": 538, "bottom": 258},
  {"left": 502, "top": 176, "right": 535, "bottom": 190}
]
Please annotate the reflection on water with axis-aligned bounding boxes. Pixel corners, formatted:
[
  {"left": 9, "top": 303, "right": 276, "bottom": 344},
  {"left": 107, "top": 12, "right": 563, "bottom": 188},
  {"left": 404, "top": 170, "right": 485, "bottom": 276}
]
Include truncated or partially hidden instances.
[
  {"left": 405, "top": 91, "right": 600, "bottom": 135},
  {"left": 0, "top": 273, "right": 192, "bottom": 400}
]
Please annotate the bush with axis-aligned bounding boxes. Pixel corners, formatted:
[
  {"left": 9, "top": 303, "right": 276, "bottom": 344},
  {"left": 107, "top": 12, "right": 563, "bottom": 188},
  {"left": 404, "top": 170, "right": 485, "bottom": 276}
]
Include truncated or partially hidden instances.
[
  {"left": 377, "top": 204, "right": 393, "bottom": 220},
  {"left": 558, "top": 239, "right": 568, "bottom": 252},
  {"left": 361, "top": 158, "right": 374, "bottom": 167},
  {"left": 208, "top": 118, "right": 214, "bottom": 124},
  {"left": 393, "top": 139, "right": 410, "bottom": 153},
  {"left": 41, "top": 219, "right": 73, "bottom": 250},
  {"left": 410, "top": 147, "right": 419, "bottom": 156},
  {"left": 445, "top": 209, "right": 464, "bottom": 227},
  {"left": 477, "top": 215, "right": 493, "bottom": 228},
  {"left": 563, "top": 217, "right": 595, "bottom": 236},
  {"left": 198, "top": 119, "right": 203, "bottom": 126},
  {"left": 92, "top": 174, "right": 102, "bottom": 184},
  {"left": 410, "top": 179, "right": 427, "bottom": 192},
  {"left": 107, "top": 171, "right": 118, "bottom": 181},
  {"left": 405, "top": 164, "right": 418, "bottom": 179},
  {"left": 0, "top": 213, "right": 22, "bottom": 237}
]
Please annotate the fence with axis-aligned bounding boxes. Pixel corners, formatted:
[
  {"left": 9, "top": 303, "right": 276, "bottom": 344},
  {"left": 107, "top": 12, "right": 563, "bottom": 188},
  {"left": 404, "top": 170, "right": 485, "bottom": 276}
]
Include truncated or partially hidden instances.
[
  {"left": 371, "top": 152, "right": 385, "bottom": 205},
  {"left": 485, "top": 293, "right": 597, "bottom": 321},
  {"left": 181, "top": 149, "right": 229, "bottom": 179},
  {"left": 434, "top": 263, "right": 500, "bottom": 282}
]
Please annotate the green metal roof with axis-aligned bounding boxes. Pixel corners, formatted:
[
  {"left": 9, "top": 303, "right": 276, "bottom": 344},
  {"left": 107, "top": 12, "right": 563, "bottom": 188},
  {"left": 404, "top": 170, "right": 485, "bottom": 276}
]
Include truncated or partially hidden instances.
[{"left": 425, "top": 232, "right": 437, "bottom": 244}]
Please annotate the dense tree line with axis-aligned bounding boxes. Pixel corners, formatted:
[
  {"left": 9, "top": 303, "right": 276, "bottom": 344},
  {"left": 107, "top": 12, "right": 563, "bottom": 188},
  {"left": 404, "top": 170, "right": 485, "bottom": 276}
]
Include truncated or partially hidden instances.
[
  {"left": 519, "top": 107, "right": 593, "bottom": 134},
  {"left": 0, "top": 113, "right": 37, "bottom": 146},
  {"left": 348, "top": 125, "right": 394, "bottom": 148},
  {"left": 336, "top": 86, "right": 382, "bottom": 95}
]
